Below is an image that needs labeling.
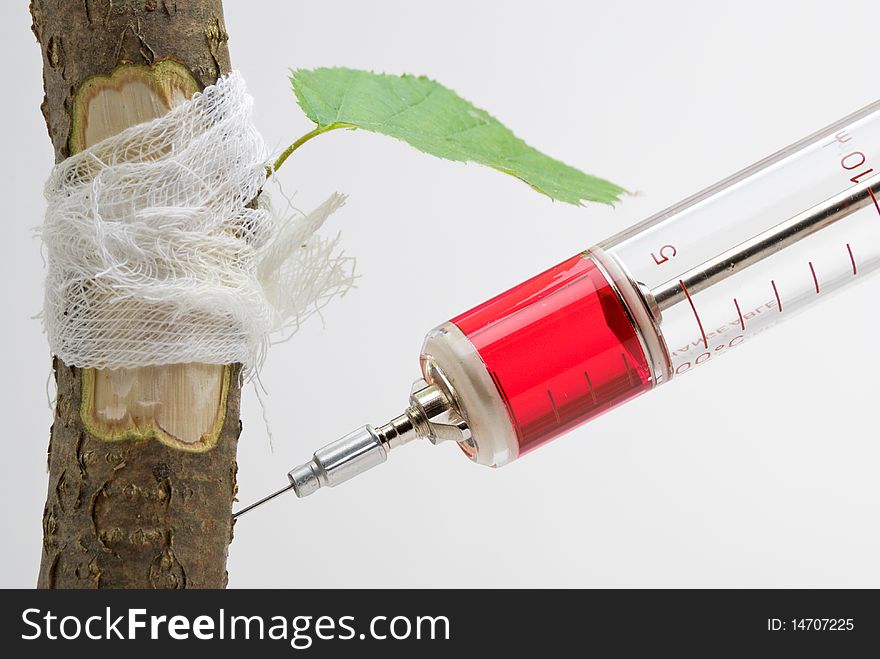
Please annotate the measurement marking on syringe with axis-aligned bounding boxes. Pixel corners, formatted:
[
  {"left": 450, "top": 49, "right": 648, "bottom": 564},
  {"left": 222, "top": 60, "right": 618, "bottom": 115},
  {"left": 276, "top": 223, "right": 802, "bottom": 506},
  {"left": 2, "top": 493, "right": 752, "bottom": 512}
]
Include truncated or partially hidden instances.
[
  {"left": 547, "top": 390, "right": 561, "bottom": 423},
  {"left": 809, "top": 262, "right": 820, "bottom": 294},
  {"left": 847, "top": 243, "right": 857, "bottom": 275},
  {"left": 869, "top": 188, "right": 880, "bottom": 217},
  {"left": 584, "top": 371, "right": 598, "bottom": 405},
  {"left": 680, "top": 279, "right": 708, "bottom": 349},
  {"left": 771, "top": 280, "right": 783, "bottom": 312},
  {"left": 734, "top": 298, "right": 745, "bottom": 331}
]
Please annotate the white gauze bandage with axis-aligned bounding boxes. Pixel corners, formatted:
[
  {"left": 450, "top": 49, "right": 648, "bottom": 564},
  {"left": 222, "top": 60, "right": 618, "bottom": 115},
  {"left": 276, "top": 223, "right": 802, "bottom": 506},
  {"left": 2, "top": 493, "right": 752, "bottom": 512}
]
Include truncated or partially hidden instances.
[{"left": 40, "top": 72, "right": 353, "bottom": 372}]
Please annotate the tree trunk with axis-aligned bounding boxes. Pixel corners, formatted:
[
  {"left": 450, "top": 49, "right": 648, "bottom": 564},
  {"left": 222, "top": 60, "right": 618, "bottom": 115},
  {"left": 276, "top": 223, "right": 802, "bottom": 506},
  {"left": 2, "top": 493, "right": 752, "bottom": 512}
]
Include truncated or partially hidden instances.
[{"left": 31, "top": 0, "right": 242, "bottom": 588}]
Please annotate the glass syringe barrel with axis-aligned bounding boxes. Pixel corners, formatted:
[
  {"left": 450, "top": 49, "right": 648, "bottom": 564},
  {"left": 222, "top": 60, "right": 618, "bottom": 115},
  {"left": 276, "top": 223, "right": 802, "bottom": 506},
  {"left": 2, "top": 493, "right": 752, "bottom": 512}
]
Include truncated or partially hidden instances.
[{"left": 421, "top": 100, "right": 880, "bottom": 467}]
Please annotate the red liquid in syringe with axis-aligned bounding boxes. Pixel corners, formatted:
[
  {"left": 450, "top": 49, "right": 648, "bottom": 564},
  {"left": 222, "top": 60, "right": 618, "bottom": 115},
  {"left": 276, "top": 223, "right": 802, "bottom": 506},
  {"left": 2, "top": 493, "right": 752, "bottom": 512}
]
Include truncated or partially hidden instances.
[{"left": 452, "top": 254, "right": 651, "bottom": 455}]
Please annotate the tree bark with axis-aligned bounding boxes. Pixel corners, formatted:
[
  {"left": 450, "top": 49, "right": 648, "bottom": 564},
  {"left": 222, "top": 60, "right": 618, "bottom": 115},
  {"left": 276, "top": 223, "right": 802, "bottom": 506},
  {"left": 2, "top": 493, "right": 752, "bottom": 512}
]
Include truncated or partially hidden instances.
[{"left": 31, "top": 0, "right": 241, "bottom": 588}]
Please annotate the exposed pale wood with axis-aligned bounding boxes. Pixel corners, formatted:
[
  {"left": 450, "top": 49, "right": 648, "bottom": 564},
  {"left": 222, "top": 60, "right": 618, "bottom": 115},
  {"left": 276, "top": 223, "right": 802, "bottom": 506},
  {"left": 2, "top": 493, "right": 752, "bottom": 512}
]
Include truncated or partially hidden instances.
[
  {"left": 87, "top": 364, "right": 228, "bottom": 447},
  {"left": 73, "top": 64, "right": 228, "bottom": 449}
]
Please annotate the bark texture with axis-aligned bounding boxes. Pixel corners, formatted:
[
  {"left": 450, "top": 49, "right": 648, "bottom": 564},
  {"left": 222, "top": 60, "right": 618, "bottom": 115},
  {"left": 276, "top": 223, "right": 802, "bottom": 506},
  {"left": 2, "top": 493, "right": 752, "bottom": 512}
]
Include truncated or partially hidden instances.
[{"left": 32, "top": 0, "right": 241, "bottom": 588}]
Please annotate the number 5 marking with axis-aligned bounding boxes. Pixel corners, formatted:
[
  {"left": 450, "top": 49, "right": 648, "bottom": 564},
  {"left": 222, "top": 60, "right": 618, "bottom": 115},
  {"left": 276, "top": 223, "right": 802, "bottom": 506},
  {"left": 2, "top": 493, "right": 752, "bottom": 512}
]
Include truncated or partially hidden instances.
[{"left": 651, "top": 244, "right": 677, "bottom": 265}]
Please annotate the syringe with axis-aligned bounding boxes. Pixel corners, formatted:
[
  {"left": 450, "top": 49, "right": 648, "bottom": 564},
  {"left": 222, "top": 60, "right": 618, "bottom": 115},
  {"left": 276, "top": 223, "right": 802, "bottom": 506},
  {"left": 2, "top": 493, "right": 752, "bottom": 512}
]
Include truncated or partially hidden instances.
[{"left": 235, "top": 98, "right": 880, "bottom": 518}]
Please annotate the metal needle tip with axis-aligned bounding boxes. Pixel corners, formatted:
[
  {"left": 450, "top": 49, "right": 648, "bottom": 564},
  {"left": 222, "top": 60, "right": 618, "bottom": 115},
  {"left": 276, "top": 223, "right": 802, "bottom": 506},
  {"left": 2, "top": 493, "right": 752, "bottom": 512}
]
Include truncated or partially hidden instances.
[{"left": 232, "top": 482, "right": 295, "bottom": 519}]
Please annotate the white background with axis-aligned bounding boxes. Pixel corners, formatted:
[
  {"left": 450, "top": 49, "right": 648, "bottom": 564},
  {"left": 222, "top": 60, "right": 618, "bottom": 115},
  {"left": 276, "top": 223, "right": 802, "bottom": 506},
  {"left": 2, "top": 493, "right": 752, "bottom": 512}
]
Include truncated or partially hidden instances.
[{"left": 2, "top": 0, "right": 879, "bottom": 587}]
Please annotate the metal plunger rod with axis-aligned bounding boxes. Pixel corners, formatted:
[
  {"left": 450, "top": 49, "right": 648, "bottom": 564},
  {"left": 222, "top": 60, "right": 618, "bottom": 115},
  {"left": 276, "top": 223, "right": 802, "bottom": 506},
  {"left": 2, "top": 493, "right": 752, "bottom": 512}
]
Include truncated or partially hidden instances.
[{"left": 651, "top": 175, "right": 880, "bottom": 309}]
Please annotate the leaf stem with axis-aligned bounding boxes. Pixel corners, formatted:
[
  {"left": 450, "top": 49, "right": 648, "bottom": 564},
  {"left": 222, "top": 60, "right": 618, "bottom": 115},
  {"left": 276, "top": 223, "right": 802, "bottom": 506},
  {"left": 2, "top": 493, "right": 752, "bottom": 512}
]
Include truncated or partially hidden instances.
[{"left": 269, "top": 122, "right": 353, "bottom": 175}]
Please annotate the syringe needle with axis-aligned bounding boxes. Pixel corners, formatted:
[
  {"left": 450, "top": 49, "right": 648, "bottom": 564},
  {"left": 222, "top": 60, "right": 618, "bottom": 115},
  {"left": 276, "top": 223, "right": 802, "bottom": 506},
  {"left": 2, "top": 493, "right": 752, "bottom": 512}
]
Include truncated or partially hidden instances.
[
  {"left": 233, "top": 383, "right": 472, "bottom": 520},
  {"left": 232, "top": 482, "right": 295, "bottom": 519},
  {"left": 232, "top": 424, "right": 394, "bottom": 521}
]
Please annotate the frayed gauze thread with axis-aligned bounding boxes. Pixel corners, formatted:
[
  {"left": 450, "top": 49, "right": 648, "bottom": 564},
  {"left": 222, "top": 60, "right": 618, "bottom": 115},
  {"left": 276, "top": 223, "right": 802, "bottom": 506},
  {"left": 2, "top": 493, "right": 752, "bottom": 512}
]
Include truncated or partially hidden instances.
[{"left": 40, "top": 71, "right": 353, "bottom": 372}]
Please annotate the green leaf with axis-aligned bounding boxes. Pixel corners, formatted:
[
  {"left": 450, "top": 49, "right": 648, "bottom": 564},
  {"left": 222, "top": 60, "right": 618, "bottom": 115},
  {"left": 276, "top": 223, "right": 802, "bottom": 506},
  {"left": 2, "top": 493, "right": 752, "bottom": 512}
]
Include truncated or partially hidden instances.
[{"left": 289, "top": 67, "right": 625, "bottom": 206}]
